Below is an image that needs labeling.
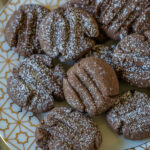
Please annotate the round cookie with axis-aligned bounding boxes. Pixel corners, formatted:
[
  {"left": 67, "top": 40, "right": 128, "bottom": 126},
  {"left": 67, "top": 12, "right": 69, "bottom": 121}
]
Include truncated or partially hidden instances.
[
  {"left": 113, "top": 32, "right": 150, "bottom": 88},
  {"left": 5, "top": 4, "right": 50, "bottom": 57},
  {"left": 106, "top": 90, "right": 150, "bottom": 140},
  {"left": 63, "top": 57, "right": 119, "bottom": 116},
  {"left": 63, "top": 0, "right": 108, "bottom": 43},
  {"left": 7, "top": 55, "right": 65, "bottom": 113},
  {"left": 39, "top": 7, "right": 99, "bottom": 62},
  {"left": 63, "top": 0, "right": 97, "bottom": 18},
  {"left": 35, "top": 107, "right": 102, "bottom": 150},
  {"left": 96, "top": 0, "right": 150, "bottom": 40}
]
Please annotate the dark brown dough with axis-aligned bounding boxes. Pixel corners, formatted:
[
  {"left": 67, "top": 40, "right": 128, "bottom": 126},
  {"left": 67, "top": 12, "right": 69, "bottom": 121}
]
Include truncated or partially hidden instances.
[
  {"left": 113, "top": 32, "right": 150, "bottom": 88},
  {"left": 97, "top": 0, "right": 150, "bottom": 40},
  {"left": 39, "top": 7, "right": 99, "bottom": 62},
  {"left": 63, "top": 57, "right": 119, "bottom": 116},
  {"left": 35, "top": 107, "right": 102, "bottom": 150},
  {"left": 7, "top": 55, "right": 65, "bottom": 113},
  {"left": 107, "top": 90, "right": 150, "bottom": 140},
  {"left": 5, "top": 4, "right": 50, "bottom": 57}
]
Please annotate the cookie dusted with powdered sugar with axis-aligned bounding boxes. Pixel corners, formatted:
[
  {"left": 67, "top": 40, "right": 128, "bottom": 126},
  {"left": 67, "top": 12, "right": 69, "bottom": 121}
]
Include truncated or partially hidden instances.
[
  {"left": 96, "top": 0, "right": 150, "bottom": 40},
  {"left": 63, "top": 0, "right": 108, "bottom": 43},
  {"left": 5, "top": 4, "right": 50, "bottom": 57},
  {"left": 7, "top": 55, "right": 65, "bottom": 113},
  {"left": 39, "top": 7, "right": 99, "bottom": 62},
  {"left": 63, "top": 0, "right": 97, "bottom": 18},
  {"left": 35, "top": 107, "right": 102, "bottom": 150},
  {"left": 107, "top": 90, "right": 150, "bottom": 140},
  {"left": 95, "top": 0, "right": 110, "bottom": 15},
  {"left": 63, "top": 57, "right": 119, "bottom": 116},
  {"left": 113, "top": 32, "right": 150, "bottom": 88}
]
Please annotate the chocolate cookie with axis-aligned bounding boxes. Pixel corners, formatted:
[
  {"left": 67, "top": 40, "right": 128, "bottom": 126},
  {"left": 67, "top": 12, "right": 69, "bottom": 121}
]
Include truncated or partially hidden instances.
[
  {"left": 5, "top": 4, "right": 50, "bottom": 57},
  {"left": 97, "top": 0, "right": 150, "bottom": 40},
  {"left": 63, "top": 0, "right": 108, "bottom": 43},
  {"left": 35, "top": 107, "right": 102, "bottom": 150},
  {"left": 107, "top": 90, "right": 150, "bottom": 140},
  {"left": 63, "top": 57, "right": 119, "bottom": 116},
  {"left": 95, "top": 0, "right": 111, "bottom": 15},
  {"left": 39, "top": 7, "right": 99, "bottom": 62},
  {"left": 113, "top": 33, "right": 150, "bottom": 88},
  {"left": 7, "top": 55, "right": 65, "bottom": 113},
  {"left": 85, "top": 44, "right": 116, "bottom": 68},
  {"left": 63, "top": 0, "right": 97, "bottom": 18}
]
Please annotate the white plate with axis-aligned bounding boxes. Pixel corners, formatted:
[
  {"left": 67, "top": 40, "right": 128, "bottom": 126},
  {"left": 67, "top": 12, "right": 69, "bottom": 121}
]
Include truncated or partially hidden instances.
[{"left": 0, "top": 0, "right": 150, "bottom": 149}]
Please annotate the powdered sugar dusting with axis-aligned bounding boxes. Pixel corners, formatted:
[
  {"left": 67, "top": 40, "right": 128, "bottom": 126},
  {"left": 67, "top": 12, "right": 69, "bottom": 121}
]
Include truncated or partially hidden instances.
[
  {"left": 107, "top": 91, "right": 150, "bottom": 140},
  {"left": 64, "top": 0, "right": 98, "bottom": 18},
  {"left": 5, "top": 4, "right": 50, "bottom": 57},
  {"left": 39, "top": 7, "right": 99, "bottom": 62},
  {"left": 36, "top": 107, "right": 102, "bottom": 150},
  {"left": 97, "top": 0, "right": 150, "bottom": 40},
  {"left": 113, "top": 33, "right": 150, "bottom": 88},
  {"left": 7, "top": 55, "right": 65, "bottom": 113}
]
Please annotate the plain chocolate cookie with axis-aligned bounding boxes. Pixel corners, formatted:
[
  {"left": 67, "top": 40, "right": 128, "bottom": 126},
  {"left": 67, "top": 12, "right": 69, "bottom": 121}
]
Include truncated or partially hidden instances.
[
  {"left": 97, "top": 0, "right": 150, "bottom": 40},
  {"left": 39, "top": 7, "right": 99, "bottom": 62},
  {"left": 35, "top": 107, "right": 102, "bottom": 150},
  {"left": 5, "top": 4, "right": 50, "bottom": 57},
  {"left": 113, "top": 32, "right": 150, "bottom": 88},
  {"left": 63, "top": 57, "right": 119, "bottom": 116},
  {"left": 107, "top": 90, "right": 150, "bottom": 140},
  {"left": 7, "top": 55, "right": 65, "bottom": 113}
]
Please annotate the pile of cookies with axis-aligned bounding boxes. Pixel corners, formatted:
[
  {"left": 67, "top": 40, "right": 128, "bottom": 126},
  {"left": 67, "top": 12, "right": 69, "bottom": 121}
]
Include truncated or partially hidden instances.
[{"left": 4, "top": 0, "right": 150, "bottom": 149}]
